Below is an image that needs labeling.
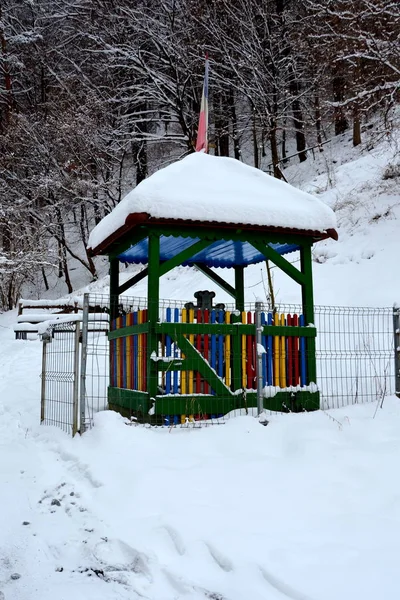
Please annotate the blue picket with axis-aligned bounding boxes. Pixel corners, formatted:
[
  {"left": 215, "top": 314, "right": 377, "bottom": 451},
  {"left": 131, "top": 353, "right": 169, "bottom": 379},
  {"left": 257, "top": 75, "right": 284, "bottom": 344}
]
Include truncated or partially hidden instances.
[{"left": 165, "top": 308, "right": 172, "bottom": 394}]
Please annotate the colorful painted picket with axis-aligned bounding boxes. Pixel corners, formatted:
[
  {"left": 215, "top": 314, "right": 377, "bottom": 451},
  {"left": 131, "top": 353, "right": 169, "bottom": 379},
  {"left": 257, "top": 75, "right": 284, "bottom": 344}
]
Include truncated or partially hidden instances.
[
  {"left": 110, "top": 309, "right": 148, "bottom": 391},
  {"left": 110, "top": 307, "right": 308, "bottom": 396}
]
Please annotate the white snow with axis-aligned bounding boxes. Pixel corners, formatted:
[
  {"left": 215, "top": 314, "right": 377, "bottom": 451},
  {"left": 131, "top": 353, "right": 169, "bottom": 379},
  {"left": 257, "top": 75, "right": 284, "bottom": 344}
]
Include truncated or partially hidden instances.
[
  {"left": 1, "top": 316, "right": 400, "bottom": 599},
  {"left": 257, "top": 342, "right": 266, "bottom": 355},
  {"left": 17, "top": 314, "right": 72, "bottom": 323},
  {"left": 88, "top": 152, "right": 337, "bottom": 251}
]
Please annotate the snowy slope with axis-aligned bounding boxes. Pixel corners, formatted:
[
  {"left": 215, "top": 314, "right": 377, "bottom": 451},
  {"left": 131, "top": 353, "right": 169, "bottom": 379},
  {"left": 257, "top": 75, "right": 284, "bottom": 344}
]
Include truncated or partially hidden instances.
[
  {"left": 298, "top": 132, "right": 400, "bottom": 306},
  {"left": 1, "top": 317, "right": 400, "bottom": 599}
]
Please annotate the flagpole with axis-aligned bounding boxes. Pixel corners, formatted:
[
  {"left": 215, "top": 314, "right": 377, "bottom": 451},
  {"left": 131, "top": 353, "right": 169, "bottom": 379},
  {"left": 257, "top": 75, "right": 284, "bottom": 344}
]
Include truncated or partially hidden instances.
[{"left": 195, "top": 55, "right": 209, "bottom": 153}]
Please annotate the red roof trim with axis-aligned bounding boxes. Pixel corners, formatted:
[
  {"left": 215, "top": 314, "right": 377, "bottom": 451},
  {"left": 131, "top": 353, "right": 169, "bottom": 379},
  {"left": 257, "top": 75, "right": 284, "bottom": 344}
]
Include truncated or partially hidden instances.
[{"left": 88, "top": 212, "right": 338, "bottom": 256}]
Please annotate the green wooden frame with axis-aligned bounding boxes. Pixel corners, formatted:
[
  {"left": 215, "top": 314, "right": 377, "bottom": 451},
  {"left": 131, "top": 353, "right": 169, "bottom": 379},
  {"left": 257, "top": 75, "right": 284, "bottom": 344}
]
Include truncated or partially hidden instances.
[
  {"left": 109, "top": 321, "right": 316, "bottom": 342},
  {"left": 108, "top": 388, "right": 320, "bottom": 420}
]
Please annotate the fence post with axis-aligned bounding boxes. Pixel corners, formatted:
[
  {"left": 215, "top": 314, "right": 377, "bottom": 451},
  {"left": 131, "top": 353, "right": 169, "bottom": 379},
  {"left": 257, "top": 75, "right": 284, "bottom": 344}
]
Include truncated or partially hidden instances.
[
  {"left": 79, "top": 293, "right": 90, "bottom": 433},
  {"left": 40, "top": 337, "right": 48, "bottom": 423},
  {"left": 394, "top": 305, "right": 400, "bottom": 399},
  {"left": 72, "top": 321, "right": 81, "bottom": 436},
  {"left": 255, "top": 301, "right": 264, "bottom": 416}
]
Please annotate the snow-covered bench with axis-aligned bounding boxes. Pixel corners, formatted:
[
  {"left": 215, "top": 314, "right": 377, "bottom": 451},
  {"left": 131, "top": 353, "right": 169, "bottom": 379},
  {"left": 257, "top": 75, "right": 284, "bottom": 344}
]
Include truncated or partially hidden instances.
[
  {"left": 15, "top": 299, "right": 110, "bottom": 339},
  {"left": 17, "top": 298, "right": 79, "bottom": 317},
  {"left": 14, "top": 314, "right": 75, "bottom": 340},
  {"left": 15, "top": 299, "right": 80, "bottom": 340}
]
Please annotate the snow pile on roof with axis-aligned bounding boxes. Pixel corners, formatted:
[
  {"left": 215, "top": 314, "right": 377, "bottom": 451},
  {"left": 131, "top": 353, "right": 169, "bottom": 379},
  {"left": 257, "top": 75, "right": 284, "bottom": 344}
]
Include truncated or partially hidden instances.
[{"left": 88, "top": 153, "right": 336, "bottom": 251}]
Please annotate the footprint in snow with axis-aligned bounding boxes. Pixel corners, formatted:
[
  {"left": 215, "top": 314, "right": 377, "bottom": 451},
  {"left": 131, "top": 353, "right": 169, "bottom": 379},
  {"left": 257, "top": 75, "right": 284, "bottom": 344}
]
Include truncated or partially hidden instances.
[
  {"left": 162, "top": 525, "right": 186, "bottom": 556},
  {"left": 204, "top": 542, "right": 234, "bottom": 572},
  {"left": 92, "top": 538, "right": 152, "bottom": 581},
  {"left": 259, "top": 565, "right": 318, "bottom": 600}
]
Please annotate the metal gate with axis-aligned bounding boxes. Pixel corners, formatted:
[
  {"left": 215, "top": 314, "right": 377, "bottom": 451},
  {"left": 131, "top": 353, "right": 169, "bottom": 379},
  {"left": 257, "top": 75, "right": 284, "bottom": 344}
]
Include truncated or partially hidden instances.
[
  {"left": 40, "top": 296, "right": 109, "bottom": 436},
  {"left": 41, "top": 319, "right": 81, "bottom": 435}
]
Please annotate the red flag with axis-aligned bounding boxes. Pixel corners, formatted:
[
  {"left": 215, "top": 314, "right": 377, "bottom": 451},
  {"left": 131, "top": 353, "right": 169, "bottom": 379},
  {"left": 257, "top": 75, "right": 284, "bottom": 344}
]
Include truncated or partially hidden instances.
[{"left": 195, "top": 56, "right": 209, "bottom": 153}]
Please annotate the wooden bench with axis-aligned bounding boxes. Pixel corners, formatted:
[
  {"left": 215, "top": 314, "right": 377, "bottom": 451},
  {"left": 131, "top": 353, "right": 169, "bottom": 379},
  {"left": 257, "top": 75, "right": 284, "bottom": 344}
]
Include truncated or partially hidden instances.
[{"left": 14, "top": 299, "right": 79, "bottom": 340}]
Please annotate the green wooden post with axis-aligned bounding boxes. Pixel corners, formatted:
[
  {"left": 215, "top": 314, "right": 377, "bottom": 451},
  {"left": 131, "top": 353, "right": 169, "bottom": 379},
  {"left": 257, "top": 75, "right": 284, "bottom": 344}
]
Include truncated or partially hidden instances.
[
  {"left": 300, "top": 243, "right": 317, "bottom": 385},
  {"left": 234, "top": 266, "right": 245, "bottom": 312},
  {"left": 231, "top": 266, "right": 245, "bottom": 392},
  {"left": 147, "top": 234, "right": 160, "bottom": 400},
  {"left": 109, "top": 256, "right": 120, "bottom": 320}
]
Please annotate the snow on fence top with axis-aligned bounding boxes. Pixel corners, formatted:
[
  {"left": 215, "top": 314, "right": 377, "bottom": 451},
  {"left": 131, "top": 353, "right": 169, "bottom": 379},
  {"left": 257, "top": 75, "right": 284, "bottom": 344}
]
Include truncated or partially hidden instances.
[{"left": 88, "top": 152, "right": 337, "bottom": 252}]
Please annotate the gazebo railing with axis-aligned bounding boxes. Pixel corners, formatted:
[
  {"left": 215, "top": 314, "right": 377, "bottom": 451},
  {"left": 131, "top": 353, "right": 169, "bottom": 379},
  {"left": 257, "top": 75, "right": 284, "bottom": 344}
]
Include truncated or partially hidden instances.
[{"left": 109, "top": 304, "right": 317, "bottom": 420}]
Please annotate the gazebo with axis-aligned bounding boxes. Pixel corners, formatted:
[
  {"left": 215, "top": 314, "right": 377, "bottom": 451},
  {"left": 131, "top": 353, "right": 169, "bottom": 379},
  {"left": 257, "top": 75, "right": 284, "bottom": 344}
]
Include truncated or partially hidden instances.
[{"left": 88, "top": 152, "right": 337, "bottom": 421}]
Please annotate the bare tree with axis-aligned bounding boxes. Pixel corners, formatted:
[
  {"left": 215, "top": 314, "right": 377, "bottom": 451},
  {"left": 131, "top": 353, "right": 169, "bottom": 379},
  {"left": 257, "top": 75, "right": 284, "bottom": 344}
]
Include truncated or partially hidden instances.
[{"left": 304, "top": 0, "right": 400, "bottom": 145}]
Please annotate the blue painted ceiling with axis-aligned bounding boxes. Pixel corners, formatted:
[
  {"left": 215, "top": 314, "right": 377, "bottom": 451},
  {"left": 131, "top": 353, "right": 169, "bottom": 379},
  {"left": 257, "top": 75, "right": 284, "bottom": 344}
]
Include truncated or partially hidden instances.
[{"left": 118, "top": 236, "right": 299, "bottom": 268}]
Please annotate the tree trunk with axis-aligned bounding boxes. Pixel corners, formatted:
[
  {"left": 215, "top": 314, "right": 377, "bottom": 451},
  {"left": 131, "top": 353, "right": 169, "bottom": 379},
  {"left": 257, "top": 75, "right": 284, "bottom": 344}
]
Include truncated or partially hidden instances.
[
  {"left": 7, "top": 275, "right": 16, "bottom": 311},
  {"left": 0, "top": 8, "right": 15, "bottom": 127},
  {"left": 252, "top": 105, "right": 259, "bottom": 168},
  {"left": 80, "top": 205, "right": 97, "bottom": 279},
  {"left": 332, "top": 76, "right": 348, "bottom": 135},
  {"left": 290, "top": 80, "right": 307, "bottom": 162},
  {"left": 281, "top": 119, "right": 287, "bottom": 163},
  {"left": 57, "top": 239, "right": 63, "bottom": 278},
  {"left": 269, "top": 121, "right": 282, "bottom": 179},
  {"left": 55, "top": 206, "right": 73, "bottom": 293},
  {"left": 315, "top": 95, "right": 323, "bottom": 151},
  {"left": 215, "top": 93, "right": 230, "bottom": 157},
  {"left": 228, "top": 88, "right": 241, "bottom": 160},
  {"left": 1, "top": 222, "right": 11, "bottom": 253},
  {"left": 353, "top": 104, "right": 361, "bottom": 146},
  {"left": 133, "top": 103, "right": 148, "bottom": 185},
  {"left": 62, "top": 246, "right": 73, "bottom": 294},
  {"left": 265, "top": 260, "right": 275, "bottom": 312},
  {"left": 135, "top": 139, "right": 147, "bottom": 185},
  {"left": 42, "top": 267, "right": 49, "bottom": 291},
  {"left": 90, "top": 162, "right": 101, "bottom": 224}
]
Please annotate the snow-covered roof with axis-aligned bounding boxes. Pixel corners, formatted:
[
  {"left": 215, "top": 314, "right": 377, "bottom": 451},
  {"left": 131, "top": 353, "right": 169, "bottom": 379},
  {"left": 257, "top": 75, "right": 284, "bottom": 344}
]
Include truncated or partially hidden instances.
[{"left": 88, "top": 152, "right": 337, "bottom": 253}]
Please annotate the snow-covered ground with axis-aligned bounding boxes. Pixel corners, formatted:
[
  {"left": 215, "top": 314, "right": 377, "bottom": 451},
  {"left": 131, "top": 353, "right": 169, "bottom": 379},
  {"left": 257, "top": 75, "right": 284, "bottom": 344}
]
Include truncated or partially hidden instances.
[
  {"left": 1, "top": 122, "right": 400, "bottom": 598},
  {"left": 1, "top": 319, "right": 400, "bottom": 599}
]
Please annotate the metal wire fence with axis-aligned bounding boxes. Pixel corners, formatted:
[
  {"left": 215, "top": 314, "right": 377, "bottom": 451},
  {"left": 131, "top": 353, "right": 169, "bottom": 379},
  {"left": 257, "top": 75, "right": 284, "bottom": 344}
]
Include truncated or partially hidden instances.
[
  {"left": 40, "top": 292, "right": 397, "bottom": 434},
  {"left": 316, "top": 305, "right": 393, "bottom": 409},
  {"left": 82, "top": 313, "right": 109, "bottom": 430},
  {"left": 93, "top": 293, "right": 396, "bottom": 411},
  {"left": 40, "top": 310, "right": 109, "bottom": 435}
]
